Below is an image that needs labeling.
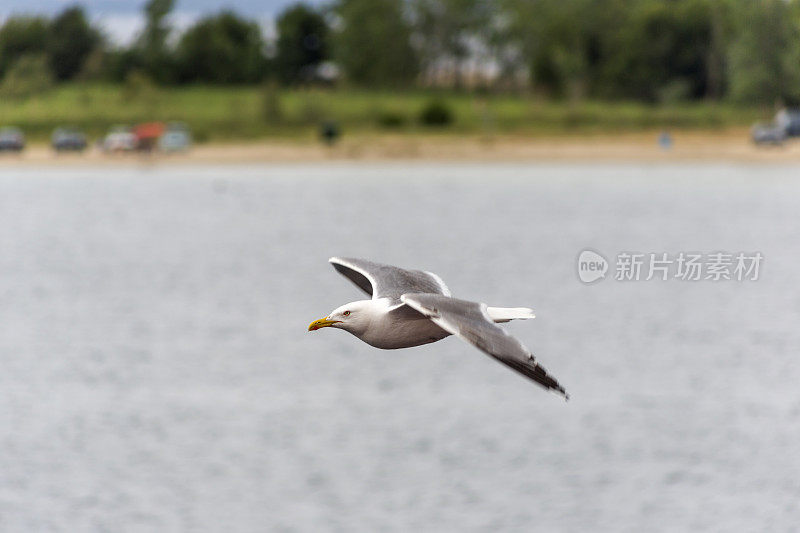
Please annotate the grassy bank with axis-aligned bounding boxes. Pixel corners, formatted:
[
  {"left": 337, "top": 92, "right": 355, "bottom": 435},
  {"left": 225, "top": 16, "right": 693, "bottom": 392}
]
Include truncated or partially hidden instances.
[{"left": 0, "top": 84, "right": 771, "bottom": 143}]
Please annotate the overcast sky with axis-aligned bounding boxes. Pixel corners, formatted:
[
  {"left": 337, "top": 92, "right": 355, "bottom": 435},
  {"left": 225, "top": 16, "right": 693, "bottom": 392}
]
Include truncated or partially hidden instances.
[{"left": 0, "top": 0, "right": 327, "bottom": 44}]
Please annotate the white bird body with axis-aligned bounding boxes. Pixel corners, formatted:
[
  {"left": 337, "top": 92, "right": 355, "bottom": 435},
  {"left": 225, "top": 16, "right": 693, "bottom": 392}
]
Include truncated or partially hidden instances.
[
  {"left": 359, "top": 301, "right": 450, "bottom": 349},
  {"left": 328, "top": 298, "right": 536, "bottom": 349},
  {"left": 309, "top": 257, "right": 568, "bottom": 399}
]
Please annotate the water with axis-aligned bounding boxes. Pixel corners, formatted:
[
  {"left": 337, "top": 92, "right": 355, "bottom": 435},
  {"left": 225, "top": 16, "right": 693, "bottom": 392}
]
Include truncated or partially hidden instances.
[{"left": 0, "top": 162, "right": 798, "bottom": 531}]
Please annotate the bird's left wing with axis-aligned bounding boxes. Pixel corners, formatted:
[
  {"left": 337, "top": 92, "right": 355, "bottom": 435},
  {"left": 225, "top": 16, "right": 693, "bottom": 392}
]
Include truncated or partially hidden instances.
[
  {"left": 400, "top": 293, "right": 568, "bottom": 399},
  {"left": 329, "top": 257, "right": 451, "bottom": 300}
]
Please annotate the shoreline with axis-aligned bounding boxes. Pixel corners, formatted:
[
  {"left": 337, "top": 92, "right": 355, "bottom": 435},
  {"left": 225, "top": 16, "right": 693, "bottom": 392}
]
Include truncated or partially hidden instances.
[{"left": 1, "top": 130, "right": 799, "bottom": 166}]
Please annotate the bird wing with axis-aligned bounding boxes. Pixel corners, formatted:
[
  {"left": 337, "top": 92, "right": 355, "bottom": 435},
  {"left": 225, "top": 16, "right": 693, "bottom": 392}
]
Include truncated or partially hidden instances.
[
  {"left": 400, "top": 293, "right": 568, "bottom": 399},
  {"left": 329, "top": 257, "right": 451, "bottom": 300}
]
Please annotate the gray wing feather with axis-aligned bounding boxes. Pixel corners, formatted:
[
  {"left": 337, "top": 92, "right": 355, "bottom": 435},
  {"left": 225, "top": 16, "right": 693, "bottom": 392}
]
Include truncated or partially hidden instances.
[
  {"left": 329, "top": 257, "right": 451, "bottom": 300},
  {"left": 401, "top": 293, "right": 568, "bottom": 399}
]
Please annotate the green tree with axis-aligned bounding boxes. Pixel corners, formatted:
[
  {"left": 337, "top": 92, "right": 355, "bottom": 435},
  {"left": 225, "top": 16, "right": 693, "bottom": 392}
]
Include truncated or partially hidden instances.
[
  {"left": 333, "top": 0, "right": 418, "bottom": 86},
  {"left": 503, "top": 0, "right": 605, "bottom": 98},
  {"left": 595, "top": 0, "right": 718, "bottom": 101},
  {"left": 176, "top": 12, "right": 265, "bottom": 83},
  {"left": 103, "top": 48, "right": 142, "bottom": 83},
  {"left": 412, "top": 0, "right": 492, "bottom": 88},
  {"left": 0, "top": 16, "right": 48, "bottom": 79},
  {"left": 137, "top": 0, "right": 176, "bottom": 83},
  {"left": 500, "top": 0, "right": 735, "bottom": 101},
  {"left": 275, "top": 4, "right": 329, "bottom": 84},
  {"left": 728, "top": 0, "right": 800, "bottom": 104},
  {"left": 705, "top": 1, "right": 731, "bottom": 101},
  {"left": 0, "top": 53, "right": 52, "bottom": 99},
  {"left": 46, "top": 6, "right": 102, "bottom": 81}
]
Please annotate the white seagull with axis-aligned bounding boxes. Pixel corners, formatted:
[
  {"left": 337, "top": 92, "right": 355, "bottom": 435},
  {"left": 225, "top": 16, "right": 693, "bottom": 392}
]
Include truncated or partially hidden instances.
[{"left": 308, "top": 257, "right": 568, "bottom": 399}]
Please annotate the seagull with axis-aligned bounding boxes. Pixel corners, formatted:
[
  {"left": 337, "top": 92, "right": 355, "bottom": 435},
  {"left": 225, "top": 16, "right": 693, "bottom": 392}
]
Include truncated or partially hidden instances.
[{"left": 308, "top": 257, "right": 568, "bottom": 399}]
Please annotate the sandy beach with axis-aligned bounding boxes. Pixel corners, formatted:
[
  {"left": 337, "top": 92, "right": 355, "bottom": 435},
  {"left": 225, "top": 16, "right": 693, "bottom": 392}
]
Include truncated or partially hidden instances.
[{"left": 1, "top": 130, "right": 798, "bottom": 166}]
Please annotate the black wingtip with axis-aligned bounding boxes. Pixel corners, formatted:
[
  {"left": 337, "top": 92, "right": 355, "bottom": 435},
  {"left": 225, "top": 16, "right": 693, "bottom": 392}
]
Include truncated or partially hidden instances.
[
  {"left": 554, "top": 385, "right": 569, "bottom": 401},
  {"left": 504, "top": 358, "right": 569, "bottom": 400}
]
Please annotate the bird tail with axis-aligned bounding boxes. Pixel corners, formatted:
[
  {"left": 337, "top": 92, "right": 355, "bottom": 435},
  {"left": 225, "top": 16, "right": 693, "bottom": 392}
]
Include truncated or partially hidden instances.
[{"left": 486, "top": 306, "right": 535, "bottom": 323}]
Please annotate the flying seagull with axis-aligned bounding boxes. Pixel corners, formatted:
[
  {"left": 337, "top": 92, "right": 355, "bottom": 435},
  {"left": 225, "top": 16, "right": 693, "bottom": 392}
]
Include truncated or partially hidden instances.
[{"left": 308, "top": 257, "right": 568, "bottom": 399}]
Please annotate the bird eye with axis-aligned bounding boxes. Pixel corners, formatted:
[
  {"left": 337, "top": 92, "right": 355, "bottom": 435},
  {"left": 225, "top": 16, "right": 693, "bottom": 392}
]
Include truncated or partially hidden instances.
[{"left": 343, "top": 311, "right": 350, "bottom": 316}]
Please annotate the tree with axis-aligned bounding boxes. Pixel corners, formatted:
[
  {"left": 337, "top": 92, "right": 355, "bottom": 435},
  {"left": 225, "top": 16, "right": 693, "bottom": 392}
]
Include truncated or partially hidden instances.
[
  {"left": 0, "top": 16, "right": 48, "bottom": 78},
  {"left": 137, "top": 0, "right": 176, "bottom": 83},
  {"left": 502, "top": 0, "right": 606, "bottom": 99},
  {"left": 728, "top": 0, "right": 800, "bottom": 104},
  {"left": 103, "top": 48, "right": 143, "bottom": 83},
  {"left": 498, "top": 0, "right": 737, "bottom": 101},
  {"left": 333, "top": 0, "right": 418, "bottom": 86},
  {"left": 412, "top": 0, "right": 492, "bottom": 88},
  {"left": 0, "top": 53, "right": 52, "bottom": 99},
  {"left": 705, "top": 1, "right": 730, "bottom": 101},
  {"left": 46, "top": 6, "right": 102, "bottom": 81},
  {"left": 594, "top": 0, "right": 718, "bottom": 102},
  {"left": 275, "top": 4, "right": 329, "bottom": 84},
  {"left": 176, "top": 12, "right": 265, "bottom": 83}
]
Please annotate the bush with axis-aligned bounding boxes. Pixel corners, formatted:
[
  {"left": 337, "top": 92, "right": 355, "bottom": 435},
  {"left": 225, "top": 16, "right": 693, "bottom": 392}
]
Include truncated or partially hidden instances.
[
  {"left": 192, "top": 127, "right": 210, "bottom": 143},
  {"left": 419, "top": 100, "right": 453, "bottom": 127},
  {"left": 376, "top": 110, "right": 406, "bottom": 128}
]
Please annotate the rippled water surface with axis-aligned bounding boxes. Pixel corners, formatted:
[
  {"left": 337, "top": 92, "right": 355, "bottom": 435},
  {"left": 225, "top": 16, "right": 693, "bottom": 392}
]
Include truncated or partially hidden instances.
[{"left": 1, "top": 163, "right": 798, "bottom": 531}]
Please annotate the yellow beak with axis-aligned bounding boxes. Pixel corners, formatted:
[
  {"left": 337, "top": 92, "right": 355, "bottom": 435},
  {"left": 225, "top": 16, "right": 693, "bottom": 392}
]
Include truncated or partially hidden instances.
[{"left": 308, "top": 317, "right": 341, "bottom": 331}]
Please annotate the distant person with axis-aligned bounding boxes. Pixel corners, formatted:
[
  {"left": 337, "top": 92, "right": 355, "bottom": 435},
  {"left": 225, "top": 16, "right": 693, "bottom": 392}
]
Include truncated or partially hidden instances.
[
  {"left": 658, "top": 131, "right": 673, "bottom": 151},
  {"left": 320, "top": 121, "right": 341, "bottom": 146}
]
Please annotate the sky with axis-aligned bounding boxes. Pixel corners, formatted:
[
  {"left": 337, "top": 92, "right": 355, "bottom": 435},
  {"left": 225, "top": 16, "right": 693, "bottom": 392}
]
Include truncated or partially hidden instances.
[{"left": 0, "top": 0, "right": 327, "bottom": 44}]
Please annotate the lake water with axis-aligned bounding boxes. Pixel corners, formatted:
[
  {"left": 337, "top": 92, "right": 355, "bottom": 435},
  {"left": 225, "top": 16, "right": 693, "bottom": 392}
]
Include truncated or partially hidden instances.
[{"left": 0, "top": 162, "right": 798, "bottom": 532}]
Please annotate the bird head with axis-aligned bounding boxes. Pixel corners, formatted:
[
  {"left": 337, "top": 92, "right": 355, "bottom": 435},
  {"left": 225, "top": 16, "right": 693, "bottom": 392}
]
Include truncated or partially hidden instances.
[{"left": 308, "top": 300, "right": 374, "bottom": 334}]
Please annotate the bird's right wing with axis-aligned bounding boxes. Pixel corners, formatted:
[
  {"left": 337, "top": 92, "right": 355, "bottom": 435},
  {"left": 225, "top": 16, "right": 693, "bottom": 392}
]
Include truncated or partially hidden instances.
[
  {"left": 400, "top": 293, "right": 568, "bottom": 399},
  {"left": 329, "top": 257, "right": 451, "bottom": 300}
]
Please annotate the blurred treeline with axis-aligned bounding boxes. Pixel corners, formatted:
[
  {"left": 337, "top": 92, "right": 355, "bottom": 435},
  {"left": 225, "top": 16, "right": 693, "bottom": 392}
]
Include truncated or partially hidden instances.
[{"left": 1, "top": 0, "right": 799, "bottom": 104}]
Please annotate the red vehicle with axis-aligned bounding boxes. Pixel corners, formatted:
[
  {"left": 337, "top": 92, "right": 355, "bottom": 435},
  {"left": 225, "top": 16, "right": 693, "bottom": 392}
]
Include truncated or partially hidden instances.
[{"left": 133, "top": 122, "right": 165, "bottom": 151}]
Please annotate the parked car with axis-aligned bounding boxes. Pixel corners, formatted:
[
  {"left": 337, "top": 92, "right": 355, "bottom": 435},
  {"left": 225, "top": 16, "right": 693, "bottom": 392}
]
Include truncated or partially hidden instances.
[
  {"left": 751, "top": 107, "right": 800, "bottom": 145},
  {"left": 775, "top": 108, "right": 800, "bottom": 137},
  {"left": 133, "top": 122, "right": 165, "bottom": 152},
  {"left": 0, "top": 127, "right": 25, "bottom": 152},
  {"left": 751, "top": 122, "right": 787, "bottom": 145},
  {"left": 52, "top": 127, "right": 87, "bottom": 152},
  {"left": 159, "top": 122, "right": 192, "bottom": 152},
  {"left": 102, "top": 126, "right": 137, "bottom": 152}
]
